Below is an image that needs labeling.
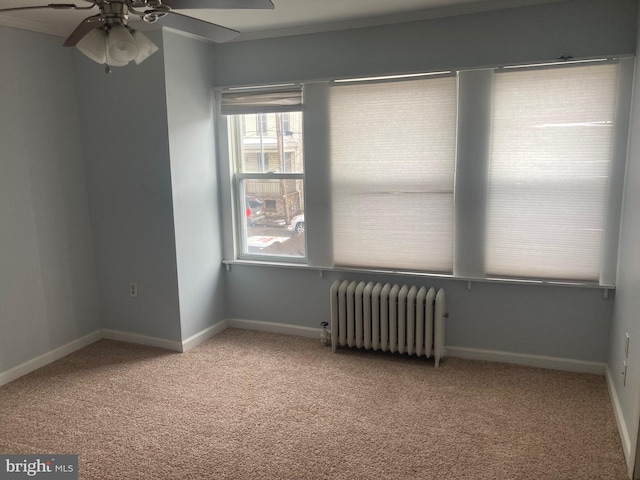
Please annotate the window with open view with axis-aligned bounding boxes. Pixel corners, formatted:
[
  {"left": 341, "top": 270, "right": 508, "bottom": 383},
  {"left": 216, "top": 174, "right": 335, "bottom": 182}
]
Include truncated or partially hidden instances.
[{"left": 223, "top": 89, "right": 305, "bottom": 259}]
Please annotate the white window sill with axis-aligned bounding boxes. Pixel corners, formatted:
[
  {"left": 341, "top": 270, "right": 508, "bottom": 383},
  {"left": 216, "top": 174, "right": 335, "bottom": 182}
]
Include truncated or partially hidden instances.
[{"left": 222, "top": 259, "right": 615, "bottom": 295}]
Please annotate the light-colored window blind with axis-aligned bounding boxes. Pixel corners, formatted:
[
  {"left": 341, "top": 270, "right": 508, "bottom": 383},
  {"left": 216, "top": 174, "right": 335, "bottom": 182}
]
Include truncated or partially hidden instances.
[
  {"left": 486, "top": 63, "right": 619, "bottom": 281},
  {"left": 221, "top": 88, "right": 302, "bottom": 115},
  {"left": 330, "top": 76, "right": 457, "bottom": 272}
]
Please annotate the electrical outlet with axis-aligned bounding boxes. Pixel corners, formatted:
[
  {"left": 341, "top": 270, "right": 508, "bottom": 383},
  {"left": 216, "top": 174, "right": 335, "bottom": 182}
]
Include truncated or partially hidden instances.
[
  {"left": 129, "top": 283, "right": 138, "bottom": 298},
  {"left": 623, "top": 361, "right": 628, "bottom": 387},
  {"left": 625, "top": 333, "right": 630, "bottom": 359}
]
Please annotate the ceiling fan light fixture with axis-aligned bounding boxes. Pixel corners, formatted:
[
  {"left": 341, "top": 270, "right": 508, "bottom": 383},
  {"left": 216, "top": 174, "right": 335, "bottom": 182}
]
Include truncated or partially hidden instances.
[
  {"left": 74, "top": 28, "right": 158, "bottom": 68},
  {"left": 76, "top": 29, "right": 107, "bottom": 65},
  {"left": 131, "top": 31, "right": 159, "bottom": 65},
  {"left": 106, "top": 25, "right": 139, "bottom": 63},
  {"left": 106, "top": 49, "right": 130, "bottom": 67}
]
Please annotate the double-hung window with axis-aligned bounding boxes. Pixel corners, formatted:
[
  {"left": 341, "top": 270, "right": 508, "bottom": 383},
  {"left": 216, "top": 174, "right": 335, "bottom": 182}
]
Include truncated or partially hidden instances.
[
  {"left": 223, "top": 88, "right": 306, "bottom": 259},
  {"left": 329, "top": 75, "right": 458, "bottom": 272},
  {"left": 486, "top": 62, "right": 620, "bottom": 282}
]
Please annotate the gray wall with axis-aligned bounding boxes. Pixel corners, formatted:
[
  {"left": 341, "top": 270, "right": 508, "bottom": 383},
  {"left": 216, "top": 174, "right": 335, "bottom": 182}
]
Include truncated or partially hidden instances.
[
  {"left": 74, "top": 32, "right": 182, "bottom": 341},
  {"left": 0, "top": 0, "right": 635, "bottom": 375},
  {"left": 608, "top": 4, "right": 640, "bottom": 469},
  {"left": 73, "top": 30, "right": 226, "bottom": 344},
  {"left": 216, "top": 0, "right": 637, "bottom": 364},
  {"left": 0, "top": 27, "right": 100, "bottom": 372},
  {"left": 0, "top": 25, "right": 227, "bottom": 369},
  {"left": 0, "top": 0, "right": 636, "bottom": 464},
  {"left": 226, "top": 267, "right": 613, "bottom": 362},
  {"left": 163, "top": 30, "right": 226, "bottom": 340},
  {"left": 213, "top": 0, "right": 636, "bottom": 86}
]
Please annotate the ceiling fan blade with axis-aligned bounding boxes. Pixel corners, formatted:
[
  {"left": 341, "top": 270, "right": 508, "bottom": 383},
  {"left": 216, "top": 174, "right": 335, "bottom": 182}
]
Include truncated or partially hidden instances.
[
  {"left": 162, "top": 0, "right": 274, "bottom": 10},
  {"left": 0, "top": 3, "right": 96, "bottom": 13},
  {"left": 63, "top": 14, "right": 105, "bottom": 47},
  {"left": 161, "top": 12, "right": 239, "bottom": 43}
]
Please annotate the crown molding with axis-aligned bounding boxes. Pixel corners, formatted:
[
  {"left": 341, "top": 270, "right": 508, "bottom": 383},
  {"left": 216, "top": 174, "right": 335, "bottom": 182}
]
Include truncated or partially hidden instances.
[
  {"left": 0, "top": 14, "right": 67, "bottom": 38},
  {"left": 232, "top": 0, "right": 564, "bottom": 42}
]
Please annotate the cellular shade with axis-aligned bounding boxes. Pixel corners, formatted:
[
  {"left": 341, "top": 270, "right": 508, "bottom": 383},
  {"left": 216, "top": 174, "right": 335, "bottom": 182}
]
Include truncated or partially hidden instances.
[
  {"left": 330, "top": 76, "right": 457, "bottom": 272},
  {"left": 486, "top": 63, "right": 619, "bottom": 281}
]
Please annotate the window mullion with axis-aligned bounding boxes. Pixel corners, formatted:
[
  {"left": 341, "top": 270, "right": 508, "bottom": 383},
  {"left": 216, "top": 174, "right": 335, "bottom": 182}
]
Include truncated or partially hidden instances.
[{"left": 453, "top": 69, "right": 494, "bottom": 278}]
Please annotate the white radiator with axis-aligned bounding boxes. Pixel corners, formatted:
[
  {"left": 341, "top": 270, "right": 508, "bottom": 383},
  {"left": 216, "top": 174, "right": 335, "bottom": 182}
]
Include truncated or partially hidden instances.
[{"left": 329, "top": 280, "right": 447, "bottom": 367}]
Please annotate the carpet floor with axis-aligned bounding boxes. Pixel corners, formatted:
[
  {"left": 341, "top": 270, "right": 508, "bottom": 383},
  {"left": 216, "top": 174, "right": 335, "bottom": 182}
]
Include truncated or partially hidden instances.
[{"left": 0, "top": 329, "right": 628, "bottom": 479}]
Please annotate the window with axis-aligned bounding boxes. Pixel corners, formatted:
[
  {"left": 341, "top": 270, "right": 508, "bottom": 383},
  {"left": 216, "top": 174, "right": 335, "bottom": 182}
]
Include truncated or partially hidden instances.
[
  {"left": 223, "top": 89, "right": 305, "bottom": 259},
  {"left": 219, "top": 60, "right": 629, "bottom": 284},
  {"left": 486, "top": 63, "right": 619, "bottom": 281},
  {"left": 329, "top": 75, "right": 458, "bottom": 272}
]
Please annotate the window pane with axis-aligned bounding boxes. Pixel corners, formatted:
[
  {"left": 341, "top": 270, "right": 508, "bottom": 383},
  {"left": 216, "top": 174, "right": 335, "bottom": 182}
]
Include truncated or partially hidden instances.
[
  {"left": 486, "top": 63, "right": 618, "bottom": 281},
  {"left": 333, "top": 192, "right": 453, "bottom": 271},
  {"left": 330, "top": 76, "right": 457, "bottom": 272},
  {"left": 240, "top": 179, "right": 305, "bottom": 258},
  {"left": 235, "top": 112, "right": 304, "bottom": 173}
]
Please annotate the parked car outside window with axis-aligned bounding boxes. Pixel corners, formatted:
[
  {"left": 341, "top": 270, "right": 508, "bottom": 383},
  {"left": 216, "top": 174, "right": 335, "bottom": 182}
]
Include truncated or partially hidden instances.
[
  {"left": 287, "top": 214, "right": 305, "bottom": 235},
  {"left": 246, "top": 197, "right": 265, "bottom": 226}
]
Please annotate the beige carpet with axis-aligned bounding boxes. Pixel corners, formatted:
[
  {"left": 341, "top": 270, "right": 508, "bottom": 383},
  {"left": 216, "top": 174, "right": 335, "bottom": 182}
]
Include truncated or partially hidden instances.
[{"left": 0, "top": 329, "right": 627, "bottom": 479}]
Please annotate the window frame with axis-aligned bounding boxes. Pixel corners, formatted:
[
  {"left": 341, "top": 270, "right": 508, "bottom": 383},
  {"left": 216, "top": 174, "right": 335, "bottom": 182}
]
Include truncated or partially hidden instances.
[{"left": 227, "top": 109, "right": 307, "bottom": 263}]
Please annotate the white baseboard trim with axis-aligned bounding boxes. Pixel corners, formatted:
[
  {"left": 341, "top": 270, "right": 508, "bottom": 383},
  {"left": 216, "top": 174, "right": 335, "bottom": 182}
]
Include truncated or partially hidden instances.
[
  {"left": 219, "top": 324, "right": 605, "bottom": 374},
  {"left": 181, "top": 320, "right": 229, "bottom": 352},
  {"left": 227, "top": 318, "right": 321, "bottom": 339},
  {"left": 606, "top": 366, "right": 634, "bottom": 478},
  {"left": 0, "top": 330, "right": 102, "bottom": 388},
  {"left": 446, "top": 346, "right": 606, "bottom": 375},
  {"left": 101, "top": 329, "right": 182, "bottom": 352},
  {"left": 0, "top": 324, "right": 231, "bottom": 387}
]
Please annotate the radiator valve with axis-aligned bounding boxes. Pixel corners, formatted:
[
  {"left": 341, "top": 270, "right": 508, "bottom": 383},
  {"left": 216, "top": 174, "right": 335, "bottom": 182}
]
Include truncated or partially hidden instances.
[{"left": 320, "top": 322, "right": 330, "bottom": 347}]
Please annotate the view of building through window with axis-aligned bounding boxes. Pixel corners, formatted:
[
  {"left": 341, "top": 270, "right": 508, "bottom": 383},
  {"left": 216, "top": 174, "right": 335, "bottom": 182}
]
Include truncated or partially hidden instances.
[{"left": 231, "top": 111, "right": 305, "bottom": 258}]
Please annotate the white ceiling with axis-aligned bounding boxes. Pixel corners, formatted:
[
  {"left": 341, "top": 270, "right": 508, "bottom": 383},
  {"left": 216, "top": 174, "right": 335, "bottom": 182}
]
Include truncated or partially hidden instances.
[{"left": 0, "top": 0, "right": 563, "bottom": 42}]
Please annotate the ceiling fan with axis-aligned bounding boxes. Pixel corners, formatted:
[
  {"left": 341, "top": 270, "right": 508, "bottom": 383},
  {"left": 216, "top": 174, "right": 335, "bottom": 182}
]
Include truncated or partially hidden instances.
[{"left": 0, "top": 0, "right": 274, "bottom": 71}]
